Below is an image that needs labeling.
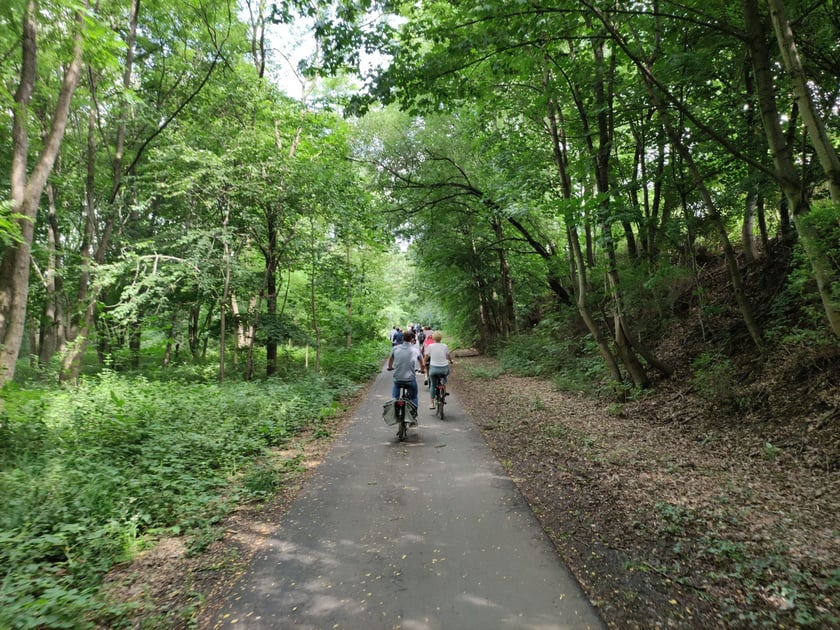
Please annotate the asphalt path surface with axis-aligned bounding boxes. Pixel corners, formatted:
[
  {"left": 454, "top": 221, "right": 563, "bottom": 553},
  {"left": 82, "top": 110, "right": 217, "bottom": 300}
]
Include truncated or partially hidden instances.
[{"left": 207, "top": 361, "right": 605, "bottom": 629}]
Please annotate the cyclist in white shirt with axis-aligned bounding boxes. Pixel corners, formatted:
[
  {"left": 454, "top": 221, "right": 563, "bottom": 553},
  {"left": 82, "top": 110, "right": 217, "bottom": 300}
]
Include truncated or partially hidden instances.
[{"left": 426, "top": 331, "right": 453, "bottom": 409}]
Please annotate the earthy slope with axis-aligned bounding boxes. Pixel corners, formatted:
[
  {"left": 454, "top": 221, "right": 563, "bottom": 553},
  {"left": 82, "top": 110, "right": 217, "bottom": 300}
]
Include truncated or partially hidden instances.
[{"left": 452, "top": 353, "right": 839, "bottom": 628}]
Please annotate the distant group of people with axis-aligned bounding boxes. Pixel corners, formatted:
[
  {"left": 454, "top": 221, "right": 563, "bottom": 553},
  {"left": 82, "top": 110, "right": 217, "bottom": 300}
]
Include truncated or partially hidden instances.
[
  {"left": 388, "top": 323, "right": 428, "bottom": 347},
  {"left": 386, "top": 323, "right": 453, "bottom": 411}
]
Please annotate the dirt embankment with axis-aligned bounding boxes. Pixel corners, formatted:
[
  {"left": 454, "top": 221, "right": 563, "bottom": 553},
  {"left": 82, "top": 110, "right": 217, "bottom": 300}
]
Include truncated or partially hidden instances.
[{"left": 451, "top": 354, "right": 839, "bottom": 629}]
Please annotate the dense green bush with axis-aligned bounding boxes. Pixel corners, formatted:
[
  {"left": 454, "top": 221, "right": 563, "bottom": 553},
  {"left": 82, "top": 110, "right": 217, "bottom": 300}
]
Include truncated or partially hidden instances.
[{"left": 0, "top": 342, "right": 383, "bottom": 629}]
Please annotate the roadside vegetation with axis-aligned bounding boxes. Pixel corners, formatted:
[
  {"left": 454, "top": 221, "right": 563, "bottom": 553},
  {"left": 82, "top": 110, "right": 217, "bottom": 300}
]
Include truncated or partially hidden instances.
[{"left": 0, "top": 342, "right": 383, "bottom": 629}]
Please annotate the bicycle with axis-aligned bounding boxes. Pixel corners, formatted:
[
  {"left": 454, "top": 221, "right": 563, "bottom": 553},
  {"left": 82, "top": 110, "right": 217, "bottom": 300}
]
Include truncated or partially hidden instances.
[
  {"left": 385, "top": 368, "right": 419, "bottom": 442},
  {"left": 431, "top": 373, "right": 448, "bottom": 419}
]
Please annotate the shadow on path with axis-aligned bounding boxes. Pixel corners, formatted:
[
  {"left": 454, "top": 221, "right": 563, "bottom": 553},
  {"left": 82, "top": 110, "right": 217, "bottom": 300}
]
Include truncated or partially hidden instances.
[{"left": 204, "top": 362, "right": 604, "bottom": 629}]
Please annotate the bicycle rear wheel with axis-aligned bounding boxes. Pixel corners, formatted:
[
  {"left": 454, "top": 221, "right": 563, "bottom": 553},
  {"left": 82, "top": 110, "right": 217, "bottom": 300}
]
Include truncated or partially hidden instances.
[
  {"left": 394, "top": 399, "right": 407, "bottom": 441},
  {"left": 436, "top": 386, "right": 445, "bottom": 419}
]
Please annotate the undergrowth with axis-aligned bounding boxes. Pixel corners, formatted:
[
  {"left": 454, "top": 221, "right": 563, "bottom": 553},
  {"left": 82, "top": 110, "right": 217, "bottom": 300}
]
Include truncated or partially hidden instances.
[
  {"left": 0, "top": 342, "right": 383, "bottom": 629},
  {"left": 494, "top": 316, "right": 608, "bottom": 395}
]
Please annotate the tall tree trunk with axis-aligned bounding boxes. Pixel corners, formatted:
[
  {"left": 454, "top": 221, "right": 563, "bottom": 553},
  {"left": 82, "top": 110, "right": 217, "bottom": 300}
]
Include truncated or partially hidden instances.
[
  {"left": 39, "top": 181, "right": 63, "bottom": 368},
  {"left": 589, "top": 31, "right": 652, "bottom": 386},
  {"left": 742, "top": 188, "right": 759, "bottom": 263},
  {"left": 62, "top": 0, "right": 139, "bottom": 381},
  {"left": 757, "top": 196, "right": 769, "bottom": 250},
  {"left": 470, "top": 237, "right": 493, "bottom": 350},
  {"left": 231, "top": 293, "right": 247, "bottom": 350},
  {"left": 189, "top": 304, "right": 200, "bottom": 358},
  {"left": 245, "top": 294, "right": 261, "bottom": 381},
  {"left": 60, "top": 76, "right": 99, "bottom": 382},
  {"left": 742, "top": 58, "right": 760, "bottom": 263},
  {"left": 0, "top": 2, "right": 85, "bottom": 386},
  {"left": 491, "top": 216, "right": 516, "bottom": 336},
  {"left": 766, "top": 0, "right": 840, "bottom": 201},
  {"left": 219, "top": 201, "right": 232, "bottom": 382},
  {"left": 546, "top": 90, "right": 623, "bottom": 383},
  {"left": 744, "top": 0, "right": 840, "bottom": 336},
  {"left": 163, "top": 309, "right": 178, "bottom": 367},
  {"left": 569, "top": 226, "right": 624, "bottom": 383},
  {"left": 264, "top": 208, "right": 279, "bottom": 377}
]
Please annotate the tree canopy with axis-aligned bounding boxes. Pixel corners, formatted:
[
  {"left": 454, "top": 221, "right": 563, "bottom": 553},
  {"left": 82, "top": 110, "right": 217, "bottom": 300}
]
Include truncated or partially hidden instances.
[{"left": 1, "top": 0, "right": 837, "bottom": 387}]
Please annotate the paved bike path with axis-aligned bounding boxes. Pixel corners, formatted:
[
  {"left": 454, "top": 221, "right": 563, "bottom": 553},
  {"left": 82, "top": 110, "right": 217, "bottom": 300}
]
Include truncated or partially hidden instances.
[{"left": 206, "top": 363, "right": 604, "bottom": 629}]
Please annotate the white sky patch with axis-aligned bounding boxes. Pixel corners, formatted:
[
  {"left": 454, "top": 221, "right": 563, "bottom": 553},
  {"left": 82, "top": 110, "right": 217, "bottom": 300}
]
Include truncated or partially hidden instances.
[{"left": 256, "top": 8, "right": 398, "bottom": 100}]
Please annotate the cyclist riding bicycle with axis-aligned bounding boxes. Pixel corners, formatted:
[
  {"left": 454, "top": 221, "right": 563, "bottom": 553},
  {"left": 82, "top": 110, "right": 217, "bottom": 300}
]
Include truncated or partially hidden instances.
[
  {"left": 426, "top": 331, "right": 453, "bottom": 409},
  {"left": 387, "top": 329, "right": 426, "bottom": 414}
]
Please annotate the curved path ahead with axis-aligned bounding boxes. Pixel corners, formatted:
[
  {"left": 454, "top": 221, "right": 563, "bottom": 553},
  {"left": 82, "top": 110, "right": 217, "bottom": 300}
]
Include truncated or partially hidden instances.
[{"left": 207, "top": 363, "right": 604, "bottom": 629}]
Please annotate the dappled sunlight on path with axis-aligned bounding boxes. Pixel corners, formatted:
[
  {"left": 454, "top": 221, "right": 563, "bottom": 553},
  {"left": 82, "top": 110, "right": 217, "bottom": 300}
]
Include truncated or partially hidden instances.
[{"left": 204, "top": 364, "right": 603, "bottom": 629}]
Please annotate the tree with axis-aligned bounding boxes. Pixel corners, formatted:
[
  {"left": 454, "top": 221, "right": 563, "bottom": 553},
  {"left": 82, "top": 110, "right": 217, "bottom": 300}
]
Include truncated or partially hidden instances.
[{"left": 0, "top": 0, "right": 87, "bottom": 386}]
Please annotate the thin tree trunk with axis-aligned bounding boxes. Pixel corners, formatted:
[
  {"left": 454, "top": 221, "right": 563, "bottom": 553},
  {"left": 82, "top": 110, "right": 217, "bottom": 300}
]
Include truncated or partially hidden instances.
[
  {"left": 471, "top": 238, "right": 493, "bottom": 350},
  {"left": 569, "top": 226, "right": 624, "bottom": 383},
  {"left": 219, "top": 202, "right": 232, "bottom": 382},
  {"left": 546, "top": 86, "right": 623, "bottom": 383},
  {"left": 589, "top": 31, "right": 651, "bottom": 385},
  {"left": 742, "top": 188, "right": 759, "bottom": 263},
  {"left": 492, "top": 216, "right": 516, "bottom": 336},
  {"left": 60, "top": 74, "right": 100, "bottom": 383},
  {"left": 757, "top": 196, "right": 769, "bottom": 250},
  {"left": 346, "top": 240, "right": 353, "bottom": 349},
  {"left": 231, "top": 293, "right": 248, "bottom": 350},
  {"left": 62, "top": 0, "right": 139, "bottom": 381},
  {"left": 163, "top": 309, "right": 178, "bottom": 367},
  {"left": 309, "top": 217, "right": 321, "bottom": 372},
  {"left": 201, "top": 307, "right": 212, "bottom": 359},
  {"left": 189, "top": 304, "right": 200, "bottom": 358},
  {"left": 245, "top": 295, "right": 261, "bottom": 382},
  {"left": 264, "top": 209, "right": 279, "bottom": 377}
]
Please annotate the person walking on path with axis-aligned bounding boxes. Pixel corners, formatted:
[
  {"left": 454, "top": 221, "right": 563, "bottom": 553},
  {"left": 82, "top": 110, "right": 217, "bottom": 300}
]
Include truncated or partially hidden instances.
[
  {"left": 386, "top": 329, "right": 425, "bottom": 411},
  {"left": 426, "top": 331, "right": 453, "bottom": 409}
]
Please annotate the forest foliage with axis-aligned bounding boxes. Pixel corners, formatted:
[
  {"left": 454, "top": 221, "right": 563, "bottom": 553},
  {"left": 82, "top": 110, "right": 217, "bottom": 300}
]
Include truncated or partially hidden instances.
[{"left": 1, "top": 0, "right": 838, "bottom": 626}]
